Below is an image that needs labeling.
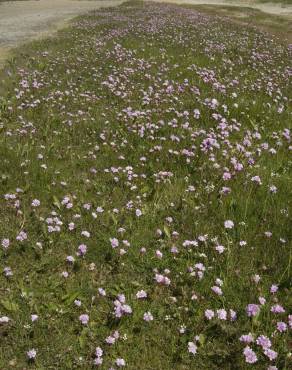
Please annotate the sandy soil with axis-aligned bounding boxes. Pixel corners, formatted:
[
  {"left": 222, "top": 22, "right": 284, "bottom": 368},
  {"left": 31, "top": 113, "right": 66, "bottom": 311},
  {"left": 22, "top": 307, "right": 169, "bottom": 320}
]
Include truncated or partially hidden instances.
[
  {"left": 154, "top": 0, "right": 292, "bottom": 15},
  {"left": 0, "top": 0, "right": 123, "bottom": 66}
]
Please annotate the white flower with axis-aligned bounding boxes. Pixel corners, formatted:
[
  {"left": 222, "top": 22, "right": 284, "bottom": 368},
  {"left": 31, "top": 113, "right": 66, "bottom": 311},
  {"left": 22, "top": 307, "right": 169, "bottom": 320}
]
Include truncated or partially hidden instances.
[
  {"left": 143, "top": 311, "right": 153, "bottom": 322},
  {"left": 31, "top": 314, "right": 38, "bottom": 322},
  {"left": 115, "top": 358, "right": 126, "bottom": 367},
  {"left": 31, "top": 199, "right": 40, "bottom": 207},
  {"left": 188, "top": 341, "right": 197, "bottom": 355},
  {"left": 224, "top": 220, "right": 234, "bottom": 229},
  {"left": 0, "top": 316, "right": 10, "bottom": 324},
  {"left": 135, "top": 209, "right": 142, "bottom": 217}
]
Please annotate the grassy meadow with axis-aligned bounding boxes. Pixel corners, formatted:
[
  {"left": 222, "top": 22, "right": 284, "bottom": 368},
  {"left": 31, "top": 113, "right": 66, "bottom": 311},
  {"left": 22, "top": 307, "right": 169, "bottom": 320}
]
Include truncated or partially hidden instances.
[{"left": 0, "top": 1, "right": 291, "bottom": 369}]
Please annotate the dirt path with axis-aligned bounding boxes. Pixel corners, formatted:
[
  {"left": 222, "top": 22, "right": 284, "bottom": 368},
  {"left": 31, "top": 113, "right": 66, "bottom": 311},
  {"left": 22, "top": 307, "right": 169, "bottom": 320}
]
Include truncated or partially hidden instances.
[
  {"left": 153, "top": 0, "right": 292, "bottom": 15},
  {"left": 0, "top": 0, "right": 123, "bottom": 66}
]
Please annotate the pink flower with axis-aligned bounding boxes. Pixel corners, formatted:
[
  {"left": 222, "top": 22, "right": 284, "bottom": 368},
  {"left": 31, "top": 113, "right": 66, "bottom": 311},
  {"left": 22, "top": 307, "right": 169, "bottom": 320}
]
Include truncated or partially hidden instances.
[
  {"left": 136, "top": 290, "right": 147, "bottom": 299},
  {"left": 239, "top": 333, "right": 254, "bottom": 343},
  {"left": 93, "top": 357, "right": 103, "bottom": 366},
  {"left": 205, "top": 309, "right": 215, "bottom": 320},
  {"left": 155, "top": 250, "right": 163, "bottom": 259},
  {"left": 74, "top": 300, "right": 81, "bottom": 307},
  {"left": 95, "top": 347, "right": 103, "bottom": 357},
  {"left": 98, "top": 288, "right": 106, "bottom": 297},
  {"left": 251, "top": 176, "right": 262, "bottom": 185},
  {"left": 215, "top": 245, "right": 225, "bottom": 254},
  {"left": 155, "top": 273, "right": 170, "bottom": 286},
  {"left": 289, "top": 315, "right": 292, "bottom": 329},
  {"left": 31, "top": 199, "right": 40, "bottom": 207},
  {"left": 270, "top": 284, "right": 278, "bottom": 294},
  {"left": 110, "top": 238, "right": 119, "bottom": 248},
  {"left": 264, "top": 349, "right": 278, "bottom": 361},
  {"left": 217, "top": 309, "right": 227, "bottom": 320},
  {"left": 246, "top": 304, "right": 260, "bottom": 317},
  {"left": 276, "top": 321, "right": 287, "bottom": 332},
  {"left": 16, "top": 231, "right": 27, "bottom": 242},
  {"left": 79, "top": 314, "right": 89, "bottom": 325},
  {"left": 66, "top": 255, "right": 75, "bottom": 263},
  {"left": 27, "top": 349, "right": 37, "bottom": 360},
  {"left": 1, "top": 239, "right": 10, "bottom": 249},
  {"left": 259, "top": 297, "right": 266, "bottom": 305},
  {"left": 229, "top": 309, "right": 237, "bottom": 321},
  {"left": 256, "top": 335, "right": 271, "bottom": 349},
  {"left": 193, "top": 109, "right": 200, "bottom": 119},
  {"left": 212, "top": 286, "right": 223, "bottom": 295},
  {"left": 77, "top": 244, "right": 87, "bottom": 256},
  {"left": 271, "top": 304, "right": 285, "bottom": 314},
  {"left": 243, "top": 346, "right": 257, "bottom": 364},
  {"left": 223, "top": 172, "right": 232, "bottom": 181}
]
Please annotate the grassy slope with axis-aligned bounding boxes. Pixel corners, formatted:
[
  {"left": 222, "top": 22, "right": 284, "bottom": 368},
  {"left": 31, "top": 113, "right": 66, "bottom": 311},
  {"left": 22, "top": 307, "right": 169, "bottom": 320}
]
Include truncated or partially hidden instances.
[
  {"left": 185, "top": 4, "right": 292, "bottom": 43},
  {"left": 0, "top": 1, "right": 291, "bottom": 369}
]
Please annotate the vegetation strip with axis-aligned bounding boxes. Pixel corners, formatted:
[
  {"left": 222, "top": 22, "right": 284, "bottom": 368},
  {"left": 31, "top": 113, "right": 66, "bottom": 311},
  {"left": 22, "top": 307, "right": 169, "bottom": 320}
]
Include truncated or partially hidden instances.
[{"left": 0, "top": 1, "right": 291, "bottom": 369}]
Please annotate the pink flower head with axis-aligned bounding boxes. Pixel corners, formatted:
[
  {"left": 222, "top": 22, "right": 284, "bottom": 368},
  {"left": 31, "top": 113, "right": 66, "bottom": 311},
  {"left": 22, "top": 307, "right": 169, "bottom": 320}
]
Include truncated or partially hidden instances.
[
  {"left": 1, "top": 239, "right": 10, "bottom": 249},
  {"left": 256, "top": 335, "right": 271, "bottom": 349},
  {"left": 239, "top": 333, "right": 254, "bottom": 343},
  {"left": 271, "top": 304, "right": 285, "bottom": 314},
  {"left": 215, "top": 245, "right": 225, "bottom": 254},
  {"left": 251, "top": 176, "right": 262, "bottom": 185},
  {"left": 212, "top": 286, "right": 223, "bottom": 296},
  {"left": 94, "top": 357, "right": 103, "bottom": 366},
  {"left": 31, "top": 199, "right": 40, "bottom": 207},
  {"left": 77, "top": 244, "right": 87, "bottom": 256},
  {"left": 276, "top": 321, "right": 287, "bottom": 332},
  {"left": 95, "top": 347, "right": 103, "bottom": 358},
  {"left": 110, "top": 238, "right": 119, "bottom": 248},
  {"left": 229, "top": 309, "right": 237, "bottom": 321},
  {"left": 243, "top": 346, "right": 257, "bottom": 364},
  {"left": 155, "top": 273, "right": 171, "bottom": 286},
  {"left": 264, "top": 349, "right": 278, "bottom": 361},
  {"left": 136, "top": 290, "right": 147, "bottom": 299},
  {"left": 270, "top": 284, "right": 278, "bottom": 294},
  {"left": 246, "top": 304, "right": 260, "bottom": 317},
  {"left": 205, "top": 309, "right": 215, "bottom": 320},
  {"left": 217, "top": 309, "right": 227, "bottom": 320},
  {"left": 27, "top": 349, "right": 37, "bottom": 360},
  {"left": 79, "top": 314, "right": 89, "bottom": 325}
]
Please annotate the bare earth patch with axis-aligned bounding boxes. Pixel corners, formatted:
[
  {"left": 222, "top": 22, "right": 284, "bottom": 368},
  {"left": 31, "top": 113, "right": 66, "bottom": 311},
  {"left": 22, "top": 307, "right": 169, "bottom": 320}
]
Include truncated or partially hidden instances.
[
  {"left": 153, "top": 1, "right": 292, "bottom": 42},
  {"left": 0, "top": 0, "right": 123, "bottom": 66},
  {"left": 153, "top": 0, "right": 292, "bottom": 15}
]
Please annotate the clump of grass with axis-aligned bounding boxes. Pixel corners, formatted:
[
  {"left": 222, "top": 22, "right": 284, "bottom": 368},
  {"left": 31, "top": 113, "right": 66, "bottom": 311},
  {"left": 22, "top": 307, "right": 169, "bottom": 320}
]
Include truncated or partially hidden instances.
[
  {"left": 186, "top": 3, "right": 292, "bottom": 43},
  {"left": 0, "top": 1, "right": 291, "bottom": 369}
]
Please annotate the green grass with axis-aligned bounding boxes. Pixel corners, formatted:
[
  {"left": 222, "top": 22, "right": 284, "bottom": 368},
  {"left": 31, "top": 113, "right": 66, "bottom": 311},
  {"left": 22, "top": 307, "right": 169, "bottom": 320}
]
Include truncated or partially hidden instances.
[
  {"left": 185, "top": 4, "right": 292, "bottom": 43},
  {"left": 0, "top": 1, "right": 291, "bottom": 369}
]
